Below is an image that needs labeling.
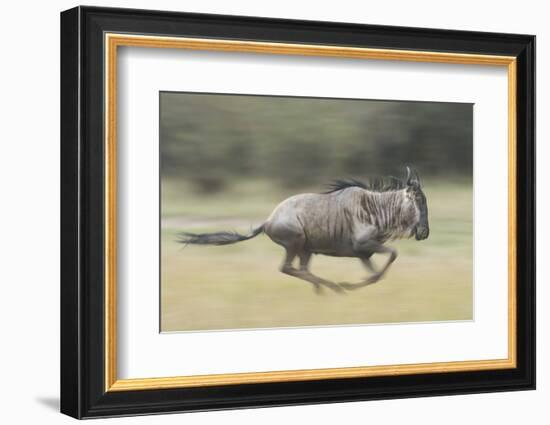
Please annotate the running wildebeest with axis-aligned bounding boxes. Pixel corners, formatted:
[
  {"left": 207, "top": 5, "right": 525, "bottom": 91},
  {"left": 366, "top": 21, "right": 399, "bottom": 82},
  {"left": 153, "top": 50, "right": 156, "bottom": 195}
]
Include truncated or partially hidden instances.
[{"left": 178, "top": 167, "right": 429, "bottom": 294}]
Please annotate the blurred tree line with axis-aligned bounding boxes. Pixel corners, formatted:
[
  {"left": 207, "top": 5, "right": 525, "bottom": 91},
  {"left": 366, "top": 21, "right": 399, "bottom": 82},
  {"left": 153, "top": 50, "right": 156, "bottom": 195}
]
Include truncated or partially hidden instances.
[{"left": 160, "top": 92, "right": 472, "bottom": 192}]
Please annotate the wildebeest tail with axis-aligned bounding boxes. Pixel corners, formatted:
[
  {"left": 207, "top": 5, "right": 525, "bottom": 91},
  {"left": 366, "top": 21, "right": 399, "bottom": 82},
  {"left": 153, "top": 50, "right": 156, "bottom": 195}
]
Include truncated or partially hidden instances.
[{"left": 177, "top": 224, "right": 264, "bottom": 246}]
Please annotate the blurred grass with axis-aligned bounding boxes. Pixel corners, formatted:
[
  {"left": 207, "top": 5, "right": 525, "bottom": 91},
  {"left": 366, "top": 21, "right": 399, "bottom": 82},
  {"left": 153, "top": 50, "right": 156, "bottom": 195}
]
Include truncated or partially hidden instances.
[{"left": 160, "top": 178, "right": 472, "bottom": 332}]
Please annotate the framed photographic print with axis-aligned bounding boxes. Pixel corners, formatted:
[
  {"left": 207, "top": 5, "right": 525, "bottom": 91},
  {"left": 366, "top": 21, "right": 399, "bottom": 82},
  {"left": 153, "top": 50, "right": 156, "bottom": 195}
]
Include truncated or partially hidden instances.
[{"left": 60, "top": 6, "right": 535, "bottom": 419}]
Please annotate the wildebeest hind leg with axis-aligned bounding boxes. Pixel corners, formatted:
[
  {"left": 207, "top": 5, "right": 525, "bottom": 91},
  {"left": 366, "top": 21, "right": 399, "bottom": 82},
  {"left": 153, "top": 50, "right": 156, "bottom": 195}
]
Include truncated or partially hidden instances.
[
  {"left": 280, "top": 247, "right": 320, "bottom": 293},
  {"left": 298, "top": 252, "right": 344, "bottom": 294},
  {"left": 280, "top": 248, "right": 343, "bottom": 294}
]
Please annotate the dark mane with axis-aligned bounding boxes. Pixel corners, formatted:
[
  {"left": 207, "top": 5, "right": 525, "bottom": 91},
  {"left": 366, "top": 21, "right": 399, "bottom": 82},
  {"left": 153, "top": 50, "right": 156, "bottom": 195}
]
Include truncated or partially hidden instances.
[{"left": 323, "top": 176, "right": 406, "bottom": 194}]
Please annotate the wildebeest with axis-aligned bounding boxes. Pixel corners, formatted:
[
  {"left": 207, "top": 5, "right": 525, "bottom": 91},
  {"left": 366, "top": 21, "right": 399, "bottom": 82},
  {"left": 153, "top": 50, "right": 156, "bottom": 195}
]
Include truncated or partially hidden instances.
[{"left": 178, "top": 167, "right": 429, "bottom": 294}]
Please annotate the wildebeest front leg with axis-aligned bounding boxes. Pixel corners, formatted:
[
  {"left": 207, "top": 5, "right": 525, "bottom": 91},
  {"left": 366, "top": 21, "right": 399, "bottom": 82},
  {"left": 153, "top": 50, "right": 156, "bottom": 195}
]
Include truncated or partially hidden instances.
[
  {"left": 340, "top": 241, "right": 397, "bottom": 290},
  {"left": 360, "top": 255, "right": 378, "bottom": 274},
  {"left": 362, "top": 243, "right": 397, "bottom": 283}
]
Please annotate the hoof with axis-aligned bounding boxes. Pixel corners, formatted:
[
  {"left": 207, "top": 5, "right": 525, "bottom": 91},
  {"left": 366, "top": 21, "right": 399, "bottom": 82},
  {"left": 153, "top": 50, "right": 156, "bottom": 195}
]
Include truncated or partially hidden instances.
[
  {"left": 313, "top": 285, "right": 325, "bottom": 295},
  {"left": 365, "top": 273, "right": 382, "bottom": 284}
]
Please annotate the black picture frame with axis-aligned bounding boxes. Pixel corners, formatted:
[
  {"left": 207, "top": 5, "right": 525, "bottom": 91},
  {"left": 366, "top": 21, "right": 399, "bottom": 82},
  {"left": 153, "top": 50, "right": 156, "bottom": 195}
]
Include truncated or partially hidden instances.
[{"left": 61, "top": 5, "right": 535, "bottom": 419}]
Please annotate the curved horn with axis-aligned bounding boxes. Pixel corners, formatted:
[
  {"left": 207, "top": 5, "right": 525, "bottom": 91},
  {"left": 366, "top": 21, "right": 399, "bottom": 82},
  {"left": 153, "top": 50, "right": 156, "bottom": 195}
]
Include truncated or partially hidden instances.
[
  {"left": 414, "top": 168, "right": 422, "bottom": 186},
  {"left": 405, "top": 166, "right": 412, "bottom": 185}
]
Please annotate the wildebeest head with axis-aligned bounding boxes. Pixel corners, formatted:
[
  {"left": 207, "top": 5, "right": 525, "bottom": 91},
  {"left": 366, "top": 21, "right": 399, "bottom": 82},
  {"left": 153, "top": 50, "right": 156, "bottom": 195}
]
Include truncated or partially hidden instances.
[{"left": 405, "top": 166, "right": 429, "bottom": 240}]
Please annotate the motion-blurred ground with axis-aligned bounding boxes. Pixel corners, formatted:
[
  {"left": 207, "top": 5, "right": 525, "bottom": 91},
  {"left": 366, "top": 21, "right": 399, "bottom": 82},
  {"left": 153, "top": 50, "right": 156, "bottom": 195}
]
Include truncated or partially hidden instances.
[{"left": 160, "top": 179, "right": 472, "bottom": 332}]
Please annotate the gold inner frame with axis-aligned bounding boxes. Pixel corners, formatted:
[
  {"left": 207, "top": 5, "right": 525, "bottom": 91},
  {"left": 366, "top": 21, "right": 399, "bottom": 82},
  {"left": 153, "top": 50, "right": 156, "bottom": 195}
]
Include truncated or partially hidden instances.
[{"left": 104, "top": 33, "right": 517, "bottom": 392}]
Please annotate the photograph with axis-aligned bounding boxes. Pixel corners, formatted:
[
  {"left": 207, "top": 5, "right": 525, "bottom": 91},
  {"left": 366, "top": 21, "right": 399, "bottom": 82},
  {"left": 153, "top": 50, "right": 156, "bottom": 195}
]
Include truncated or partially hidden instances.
[
  {"left": 160, "top": 92, "right": 474, "bottom": 332},
  {"left": 57, "top": 4, "right": 535, "bottom": 420}
]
